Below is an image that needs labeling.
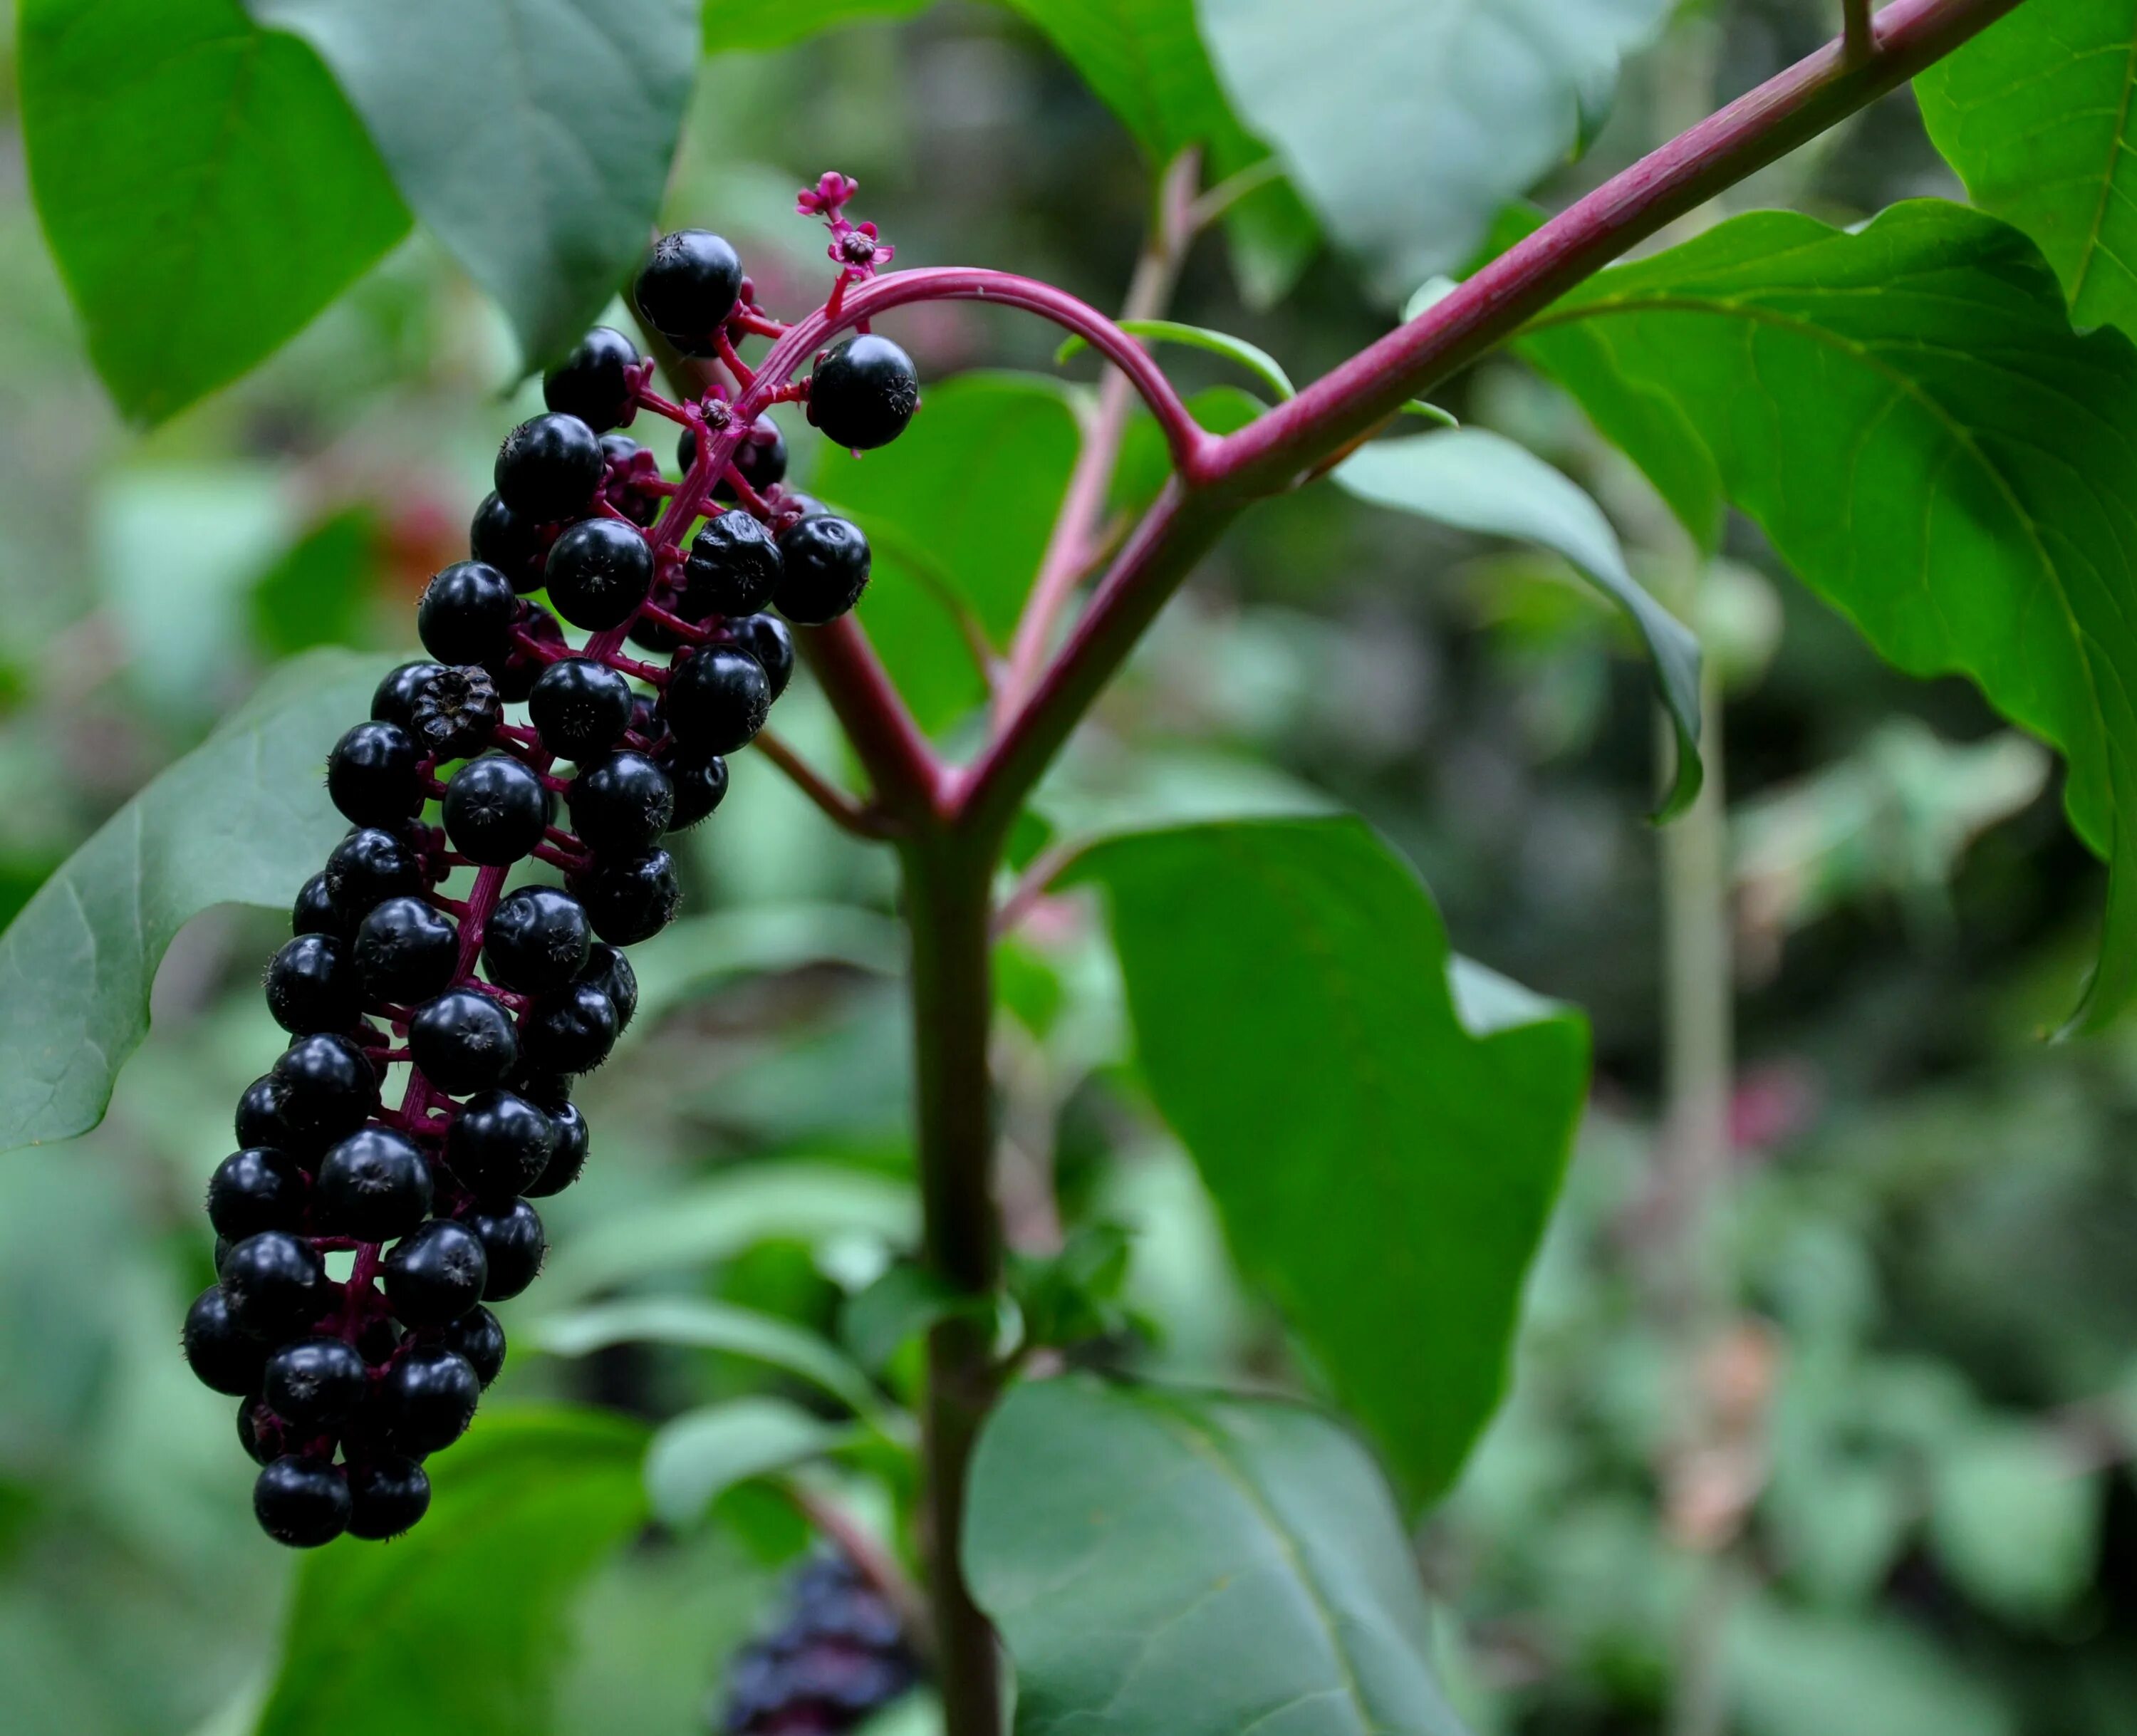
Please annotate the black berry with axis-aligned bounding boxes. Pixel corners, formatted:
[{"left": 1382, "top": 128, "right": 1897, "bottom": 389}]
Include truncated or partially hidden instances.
[
  {"left": 263, "top": 1336, "right": 369, "bottom": 1431},
  {"left": 663, "top": 747, "right": 729, "bottom": 830},
  {"left": 709, "top": 415, "right": 791, "bottom": 500},
  {"left": 464, "top": 1198, "right": 546, "bottom": 1300},
  {"left": 544, "top": 326, "right": 640, "bottom": 432},
  {"left": 663, "top": 645, "right": 770, "bottom": 753},
  {"left": 442, "top": 754, "right": 549, "bottom": 866},
  {"left": 381, "top": 1221, "right": 489, "bottom": 1327},
  {"left": 418, "top": 561, "right": 519, "bottom": 665},
  {"left": 346, "top": 1455, "right": 432, "bottom": 1539},
  {"left": 571, "top": 848, "right": 682, "bottom": 945},
  {"left": 486, "top": 605, "right": 564, "bottom": 703},
  {"left": 271, "top": 1033, "right": 378, "bottom": 1143},
  {"left": 372, "top": 661, "right": 443, "bottom": 731},
  {"left": 183, "top": 1285, "right": 271, "bottom": 1395},
  {"left": 494, "top": 412, "right": 603, "bottom": 521},
  {"left": 316, "top": 1126, "right": 435, "bottom": 1240},
  {"left": 408, "top": 665, "right": 501, "bottom": 757},
  {"left": 437, "top": 1306, "right": 507, "bottom": 1386},
  {"left": 724, "top": 614, "right": 795, "bottom": 700},
  {"left": 471, "top": 491, "right": 549, "bottom": 591},
  {"left": 580, "top": 942, "right": 639, "bottom": 1031},
  {"left": 682, "top": 511, "right": 784, "bottom": 619},
  {"left": 325, "top": 828, "right": 425, "bottom": 918},
  {"left": 237, "top": 1398, "right": 282, "bottom": 1465},
  {"left": 219, "top": 1231, "right": 330, "bottom": 1341},
  {"left": 544, "top": 518, "right": 653, "bottom": 631},
  {"left": 568, "top": 750, "right": 673, "bottom": 853},
  {"left": 482, "top": 886, "right": 593, "bottom": 995},
  {"left": 254, "top": 1454, "right": 350, "bottom": 1547},
  {"left": 292, "top": 872, "right": 347, "bottom": 939},
  {"left": 327, "top": 720, "right": 422, "bottom": 827},
  {"left": 408, "top": 989, "right": 520, "bottom": 1096},
  {"left": 264, "top": 934, "right": 361, "bottom": 1034},
  {"left": 444, "top": 1088, "right": 556, "bottom": 1202},
  {"left": 524, "top": 1101, "right": 589, "bottom": 1197},
  {"left": 378, "top": 1343, "right": 482, "bottom": 1454},
  {"left": 808, "top": 335, "right": 920, "bottom": 451},
  {"left": 518, "top": 981, "right": 620, "bottom": 1074},
  {"left": 528, "top": 658, "right": 634, "bottom": 762},
  {"left": 634, "top": 230, "right": 743, "bottom": 355},
  {"left": 353, "top": 895, "right": 459, "bottom": 1002},
  {"left": 207, "top": 1146, "right": 309, "bottom": 1241},
  {"left": 235, "top": 1075, "right": 296, "bottom": 1153},
  {"left": 776, "top": 515, "right": 872, "bottom": 624}
]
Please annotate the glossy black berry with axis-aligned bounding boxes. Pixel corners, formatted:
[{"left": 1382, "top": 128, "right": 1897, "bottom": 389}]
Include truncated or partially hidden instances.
[
  {"left": 720, "top": 1551, "right": 921, "bottom": 1735},
  {"left": 324, "top": 828, "right": 425, "bottom": 918},
  {"left": 528, "top": 658, "right": 634, "bottom": 762},
  {"left": 372, "top": 661, "right": 444, "bottom": 731},
  {"left": 444, "top": 1088, "right": 556, "bottom": 1202},
  {"left": 183, "top": 1285, "right": 271, "bottom": 1395},
  {"left": 235, "top": 1075, "right": 295, "bottom": 1153},
  {"left": 724, "top": 613, "right": 795, "bottom": 700},
  {"left": 442, "top": 754, "right": 549, "bottom": 866},
  {"left": 524, "top": 1101, "right": 589, "bottom": 1197},
  {"left": 471, "top": 491, "right": 548, "bottom": 591},
  {"left": 704, "top": 415, "right": 790, "bottom": 501},
  {"left": 776, "top": 515, "right": 872, "bottom": 624},
  {"left": 327, "top": 720, "right": 422, "bottom": 827},
  {"left": 408, "top": 665, "right": 501, "bottom": 757},
  {"left": 519, "top": 981, "right": 620, "bottom": 1075},
  {"left": 464, "top": 1198, "right": 546, "bottom": 1300},
  {"left": 291, "top": 872, "right": 347, "bottom": 939},
  {"left": 663, "top": 747, "right": 729, "bottom": 831},
  {"left": 581, "top": 942, "right": 638, "bottom": 1031},
  {"left": 487, "top": 605, "right": 565, "bottom": 702},
  {"left": 635, "top": 229, "right": 743, "bottom": 355},
  {"left": 207, "top": 1146, "right": 309, "bottom": 1241},
  {"left": 418, "top": 561, "right": 519, "bottom": 665},
  {"left": 219, "top": 1231, "right": 330, "bottom": 1341},
  {"left": 663, "top": 645, "right": 770, "bottom": 754},
  {"left": 272, "top": 1034, "right": 378, "bottom": 1142},
  {"left": 380, "top": 1343, "right": 482, "bottom": 1455},
  {"left": 682, "top": 511, "right": 784, "bottom": 620},
  {"left": 254, "top": 1454, "right": 350, "bottom": 1547},
  {"left": 571, "top": 848, "right": 682, "bottom": 945},
  {"left": 353, "top": 895, "right": 459, "bottom": 1002},
  {"left": 568, "top": 750, "right": 673, "bottom": 853},
  {"left": 346, "top": 1455, "right": 431, "bottom": 1539},
  {"left": 408, "top": 990, "right": 519, "bottom": 1096},
  {"left": 494, "top": 412, "right": 603, "bottom": 521},
  {"left": 482, "top": 888, "right": 591, "bottom": 996},
  {"left": 544, "top": 518, "right": 653, "bottom": 631},
  {"left": 437, "top": 1306, "right": 507, "bottom": 1387},
  {"left": 544, "top": 326, "right": 640, "bottom": 432},
  {"left": 316, "top": 1126, "right": 435, "bottom": 1241},
  {"left": 264, "top": 934, "right": 361, "bottom": 1035},
  {"left": 381, "top": 1221, "right": 489, "bottom": 1327},
  {"left": 263, "top": 1336, "right": 369, "bottom": 1431},
  {"left": 808, "top": 335, "right": 920, "bottom": 451}
]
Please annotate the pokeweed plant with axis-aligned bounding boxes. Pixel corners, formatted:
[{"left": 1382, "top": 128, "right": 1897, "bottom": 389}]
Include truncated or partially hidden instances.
[{"left": 3, "top": 0, "right": 2131, "bottom": 1732}]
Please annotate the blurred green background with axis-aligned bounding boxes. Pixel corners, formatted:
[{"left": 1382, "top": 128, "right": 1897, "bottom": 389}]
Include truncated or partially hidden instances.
[{"left": 1, "top": 2, "right": 2128, "bottom": 1733}]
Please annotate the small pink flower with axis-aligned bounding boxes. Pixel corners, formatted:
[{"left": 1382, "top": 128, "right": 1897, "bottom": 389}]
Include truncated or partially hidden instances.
[
  {"left": 796, "top": 172, "right": 859, "bottom": 219},
  {"left": 831, "top": 221, "right": 895, "bottom": 275}
]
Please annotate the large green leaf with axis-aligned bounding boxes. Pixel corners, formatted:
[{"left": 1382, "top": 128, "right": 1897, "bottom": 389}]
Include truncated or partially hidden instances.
[
  {"left": 1335, "top": 430, "right": 1702, "bottom": 818},
  {"left": 644, "top": 1397, "right": 857, "bottom": 1527},
  {"left": 0, "top": 650, "right": 395, "bottom": 1155},
  {"left": 1001, "top": 0, "right": 1317, "bottom": 306},
  {"left": 1198, "top": 0, "right": 1670, "bottom": 300},
  {"left": 816, "top": 372, "right": 1081, "bottom": 732},
  {"left": 1520, "top": 199, "right": 2137, "bottom": 1026},
  {"left": 255, "top": 1408, "right": 647, "bottom": 1736},
  {"left": 18, "top": 0, "right": 410, "bottom": 422},
  {"left": 703, "top": 0, "right": 932, "bottom": 50},
  {"left": 1918, "top": 0, "right": 2137, "bottom": 340},
  {"left": 1069, "top": 818, "right": 1589, "bottom": 1500},
  {"left": 248, "top": 0, "right": 697, "bottom": 366},
  {"left": 964, "top": 1376, "right": 1473, "bottom": 1736}
]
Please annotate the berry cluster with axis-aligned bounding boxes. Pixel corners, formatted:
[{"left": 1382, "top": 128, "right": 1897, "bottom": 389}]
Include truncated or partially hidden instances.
[
  {"left": 717, "top": 1552, "right": 921, "bottom": 1735},
  {"left": 182, "top": 181, "right": 921, "bottom": 1547}
]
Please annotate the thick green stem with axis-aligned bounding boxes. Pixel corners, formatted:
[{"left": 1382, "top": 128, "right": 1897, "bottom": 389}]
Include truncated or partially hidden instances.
[{"left": 903, "top": 832, "right": 1004, "bottom": 1736}]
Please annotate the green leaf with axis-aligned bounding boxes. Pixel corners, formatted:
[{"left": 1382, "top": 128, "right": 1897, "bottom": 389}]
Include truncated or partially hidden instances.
[
  {"left": 1058, "top": 318, "right": 1295, "bottom": 400},
  {"left": 18, "top": 0, "right": 410, "bottom": 422},
  {"left": 703, "top": 0, "right": 932, "bottom": 51},
  {"left": 255, "top": 1408, "right": 648, "bottom": 1736},
  {"left": 1918, "top": 0, "right": 2137, "bottom": 340},
  {"left": 644, "top": 1398, "right": 856, "bottom": 1529},
  {"left": 247, "top": 0, "right": 697, "bottom": 366},
  {"left": 1002, "top": 0, "right": 1318, "bottom": 306},
  {"left": 1068, "top": 818, "right": 1589, "bottom": 1501},
  {"left": 841, "top": 1262, "right": 976, "bottom": 1372},
  {"left": 529, "top": 1296, "right": 904, "bottom": 1431},
  {"left": 1333, "top": 430, "right": 1702, "bottom": 818},
  {"left": 964, "top": 1376, "right": 1474, "bottom": 1736},
  {"left": 816, "top": 373, "right": 1081, "bottom": 732},
  {"left": 251, "top": 506, "right": 379, "bottom": 657},
  {"left": 623, "top": 903, "right": 904, "bottom": 1035},
  {"left": 1519, "top": 199, "right": 2137, "bottom": 1026},
  {"left": 1199, "top": 0, "right": 1670, "bottom": 300},
  {"left": 539, "top": 1162, "right": 918, "bottom": 1302},
  {"left": 1009, "top": 1222, "right": 1137, "bottom": 1351},
  {"left": 1928, "top": 1422, "right": 2100, "bottom": 1624},
  {"left": 0, "top": 650, "right": 397, "bottom": 1155}
]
